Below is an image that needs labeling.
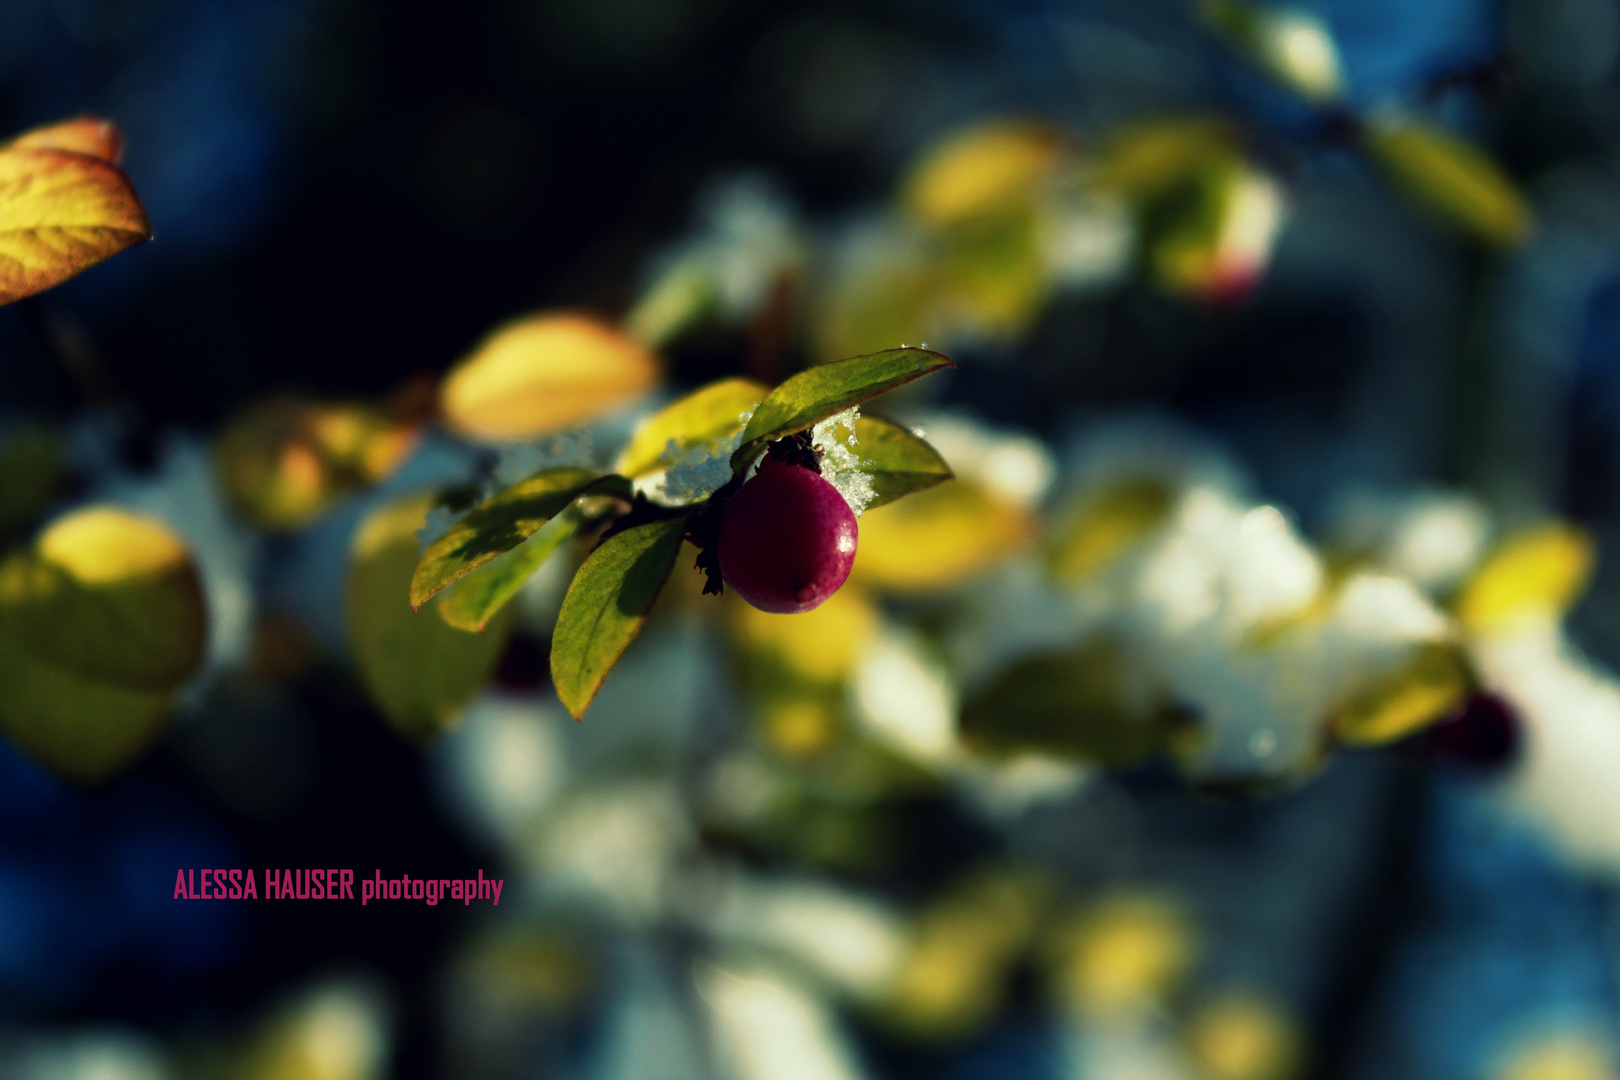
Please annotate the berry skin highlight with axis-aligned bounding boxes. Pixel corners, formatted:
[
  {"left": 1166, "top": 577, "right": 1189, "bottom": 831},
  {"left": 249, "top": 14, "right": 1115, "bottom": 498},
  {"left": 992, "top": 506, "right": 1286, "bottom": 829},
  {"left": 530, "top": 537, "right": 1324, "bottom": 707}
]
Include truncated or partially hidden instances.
[{"left": 717, "top": 458, "right": 858, "bottom": 614}]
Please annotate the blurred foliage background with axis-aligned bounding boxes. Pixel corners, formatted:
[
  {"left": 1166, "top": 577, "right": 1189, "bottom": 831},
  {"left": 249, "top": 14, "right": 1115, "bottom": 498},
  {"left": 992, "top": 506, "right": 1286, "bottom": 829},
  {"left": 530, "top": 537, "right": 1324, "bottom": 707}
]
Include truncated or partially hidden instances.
[{"left": 9, "top": 0, "right": 1620, "bottom": 1078}]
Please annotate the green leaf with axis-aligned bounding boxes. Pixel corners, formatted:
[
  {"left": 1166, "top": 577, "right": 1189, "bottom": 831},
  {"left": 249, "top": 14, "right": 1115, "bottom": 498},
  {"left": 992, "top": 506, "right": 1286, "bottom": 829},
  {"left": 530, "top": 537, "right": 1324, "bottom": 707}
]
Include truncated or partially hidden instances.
[
  {"left": 959, "top": 644, "right": 1170, "bottom": 766},
  {"left": 14, "top": 558, "right": 206, "bottom": 691},
  {"left": 550, "top": 517, "right": 687, "bottom": 719},
  {"left": 615, "top": 377, "right": 768, "bottom": 478},
  {"left": 0, "top": 505, "right": 206, "bottom": 783},
  {"left": 730, "top": 348, "right": 955, "bottom": 470},
  {"left": 437, "top": 510, "right": 583, "bottom": 633},
  {"left": 411, "top": 467, "right": 630, "bottom": 609},
  {"left": 7, "top": 506, "right": 206, "bottom": 691},
  {"left": 854, "top": 416, "right": 954, "bottom": 510},
  {"left": 623, "top": 258, "right": 719, "bottom": 349},
  {"left": 0, "top": 635, "right": 174, "bottom": 784},
  {"left": 1364, "top": 116, "right": 1531, "bottom": 247},
  {"left": 349, "top": 495, "right": 514, "bottom": 741}
]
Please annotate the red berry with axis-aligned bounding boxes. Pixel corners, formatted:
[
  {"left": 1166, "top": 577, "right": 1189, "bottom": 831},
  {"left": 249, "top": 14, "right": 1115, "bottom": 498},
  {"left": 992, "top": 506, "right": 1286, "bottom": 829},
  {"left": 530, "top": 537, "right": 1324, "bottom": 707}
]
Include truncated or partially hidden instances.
[{"left": 717, "top": 458, "right": 858, "bottom": 614}]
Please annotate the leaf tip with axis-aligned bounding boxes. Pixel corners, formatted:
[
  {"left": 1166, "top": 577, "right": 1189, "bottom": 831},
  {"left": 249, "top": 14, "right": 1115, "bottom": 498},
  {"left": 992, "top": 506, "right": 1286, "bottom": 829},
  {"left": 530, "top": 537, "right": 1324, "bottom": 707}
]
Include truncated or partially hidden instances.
[{"left": 408, "top": 575, "right": 436, "bottom": 612}]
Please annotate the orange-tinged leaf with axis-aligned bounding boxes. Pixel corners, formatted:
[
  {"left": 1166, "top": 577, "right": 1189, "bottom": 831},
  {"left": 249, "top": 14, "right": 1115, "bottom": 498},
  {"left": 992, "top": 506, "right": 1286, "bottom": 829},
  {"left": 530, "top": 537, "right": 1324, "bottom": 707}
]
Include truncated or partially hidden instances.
[
  {"left": 0, "top": 146, "right": 151, "bottom": 305},
  {"left": 3, "top": 116, "right": 125, "bottom": 164},
  {"left": 440, "top": 312, "right": 662, "bottom": 440},
  {"left": 216, "top": 395, "right": 423, "bottom": 530}
]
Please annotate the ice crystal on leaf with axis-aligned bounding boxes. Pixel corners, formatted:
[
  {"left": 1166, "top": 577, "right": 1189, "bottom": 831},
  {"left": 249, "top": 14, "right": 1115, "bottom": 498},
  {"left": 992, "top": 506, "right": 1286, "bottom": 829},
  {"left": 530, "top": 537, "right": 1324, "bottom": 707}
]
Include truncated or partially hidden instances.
[
  {"left": 492, "top": 430, "right": 597, "bottom": 486},
  {"left": 810, "top": 407, "right": 875, "bottom": 517},
  {"left": 654, "top": 410, "right": 754, "bottom": 507}
]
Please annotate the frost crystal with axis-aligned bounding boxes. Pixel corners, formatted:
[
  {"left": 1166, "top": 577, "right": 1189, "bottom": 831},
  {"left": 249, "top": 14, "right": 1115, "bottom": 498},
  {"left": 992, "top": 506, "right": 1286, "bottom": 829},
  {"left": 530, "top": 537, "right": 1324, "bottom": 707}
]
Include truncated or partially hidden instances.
[
  {"left": 649, "top": 406, "right": 875, "bottom": 512},
  {"left": 654, "top": 410, "right": 753, "bottom": 506},
  {"left": 493, "top": 430, "right": 597, "bottom": 486},
  {"left": 417, "top": 430, "right": 599, "bottom": 553},
  {"left": 811, "top": 407, "right": 875, "bottom": 517}
]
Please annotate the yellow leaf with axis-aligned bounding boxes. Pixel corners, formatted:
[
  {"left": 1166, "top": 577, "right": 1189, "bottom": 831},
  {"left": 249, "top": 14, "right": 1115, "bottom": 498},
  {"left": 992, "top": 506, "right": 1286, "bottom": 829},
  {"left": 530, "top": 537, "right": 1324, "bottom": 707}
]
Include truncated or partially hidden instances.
[
  {"left": 1331, "top": 642, "right": 1470, "bottom": 746},
  {"left": 729, "top": 583, "right": 878, "bottom": 684},
  {"left": 1046, "top": 892, "right": 1196, "bottom": 1019},
  {"left": 874, "top": 870, "right": 1051, "bottom": 1042},
  {"left": 2, "top": 116, "right": 125, "bottom": 164},
  {"left": 852, "top": 480, "right": 1030, "bottom": 592},
  {"left": 20, "top": 506, "right": 207, "bottom": 689},
  {"left": 901, "top": 120, "right": 1065, "bottom": 227},
  {"left": 1492, "top": 1030, "right": 1617, "bottom": 1080},
  {"left": 1456, "top": 523, "right": 1592, "bottom": 632},
  {"left": 37, "top": 503, "right": 189, "bottom": 583},
  {"left": 615, "top": 377, "right": 767, "bottom": 478},
  {"left": 440, "top": 312, "right": 661, "bottom": 440},
  {"left": 1186, "top": 990, "right": 1305, "bottom": 1080},
  {"left": 239, "top": 981, "right": 389, "bottom": 1080},
  {"left": 0, "top": 143, "right": 150, "bottom": 305},
  {"left": 0, "top": 505, "right": 205, "bottom": 782},
  {"left": 347, "top": 494, "right": 513, "bottom": 740},
  {"left": 1365, "top": 116, "right": 1532, "bottom": 247},
  {"left": 756, "top": 693, "right": 845, "bottom": 760}
]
